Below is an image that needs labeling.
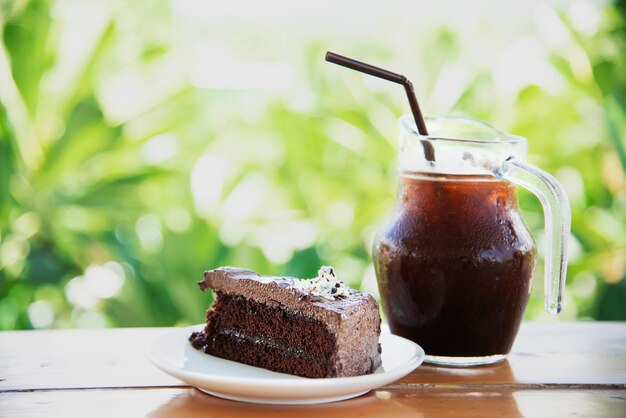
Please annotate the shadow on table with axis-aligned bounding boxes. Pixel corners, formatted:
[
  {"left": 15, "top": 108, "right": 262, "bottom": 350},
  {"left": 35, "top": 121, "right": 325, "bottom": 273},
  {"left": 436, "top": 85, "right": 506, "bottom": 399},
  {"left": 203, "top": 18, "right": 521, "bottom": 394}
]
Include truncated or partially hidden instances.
[
  {"left": 148, "top": 361, "right": 525, "bottom": 418},
  {"left": 147, "top": 389, "right": 419, "bottom": 418}
]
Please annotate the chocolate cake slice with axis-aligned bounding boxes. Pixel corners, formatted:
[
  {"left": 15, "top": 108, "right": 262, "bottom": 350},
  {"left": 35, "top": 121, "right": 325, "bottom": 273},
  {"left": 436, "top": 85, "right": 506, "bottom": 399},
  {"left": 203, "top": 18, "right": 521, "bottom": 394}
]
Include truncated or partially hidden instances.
[{"left": 189, "top": 266, "right": 382, "bottom": 378}]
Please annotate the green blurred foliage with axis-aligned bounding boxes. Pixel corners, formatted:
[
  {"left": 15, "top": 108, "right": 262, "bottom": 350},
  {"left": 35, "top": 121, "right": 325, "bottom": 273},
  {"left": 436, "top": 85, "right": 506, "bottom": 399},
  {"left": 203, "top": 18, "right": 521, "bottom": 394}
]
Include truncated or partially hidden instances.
[{"left": 0, "top": 0, "right": 625, "bottom": 329}]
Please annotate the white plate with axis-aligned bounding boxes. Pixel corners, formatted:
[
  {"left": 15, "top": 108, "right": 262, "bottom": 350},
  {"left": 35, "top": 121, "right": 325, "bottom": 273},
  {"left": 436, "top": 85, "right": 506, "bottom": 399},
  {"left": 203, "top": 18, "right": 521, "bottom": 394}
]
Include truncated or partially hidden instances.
[{"left": 148, "top": 324, "right": 424, "bottom": 405}]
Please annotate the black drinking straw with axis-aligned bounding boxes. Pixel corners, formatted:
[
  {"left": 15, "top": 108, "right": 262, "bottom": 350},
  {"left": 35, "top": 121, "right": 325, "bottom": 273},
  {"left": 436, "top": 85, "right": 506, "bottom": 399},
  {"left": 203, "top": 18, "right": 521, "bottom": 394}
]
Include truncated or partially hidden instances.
[{"left": 325, "top": 51, "right": 435, "bottom": 162}]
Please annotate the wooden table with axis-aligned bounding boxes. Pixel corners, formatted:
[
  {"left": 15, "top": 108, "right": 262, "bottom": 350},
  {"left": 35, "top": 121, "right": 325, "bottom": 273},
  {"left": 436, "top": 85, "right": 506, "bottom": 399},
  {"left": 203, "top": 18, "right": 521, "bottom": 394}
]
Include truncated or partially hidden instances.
[{"left": 1, "top": 322, "right": 625, "bottom": 417}]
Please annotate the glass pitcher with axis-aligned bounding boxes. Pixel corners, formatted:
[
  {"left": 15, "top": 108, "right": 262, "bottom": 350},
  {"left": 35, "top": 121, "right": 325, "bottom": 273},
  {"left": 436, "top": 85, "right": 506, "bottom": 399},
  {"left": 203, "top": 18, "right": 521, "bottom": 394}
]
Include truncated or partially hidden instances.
[{"left": 373, "top": 116, "right": 571, "bottom": 366}]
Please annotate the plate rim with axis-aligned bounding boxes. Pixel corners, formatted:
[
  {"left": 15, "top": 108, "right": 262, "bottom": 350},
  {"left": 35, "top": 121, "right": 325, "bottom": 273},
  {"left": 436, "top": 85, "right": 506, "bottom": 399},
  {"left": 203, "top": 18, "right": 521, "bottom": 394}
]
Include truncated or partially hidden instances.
[{"left": 147, "top": 324, "right": 424, "bottom": 388}]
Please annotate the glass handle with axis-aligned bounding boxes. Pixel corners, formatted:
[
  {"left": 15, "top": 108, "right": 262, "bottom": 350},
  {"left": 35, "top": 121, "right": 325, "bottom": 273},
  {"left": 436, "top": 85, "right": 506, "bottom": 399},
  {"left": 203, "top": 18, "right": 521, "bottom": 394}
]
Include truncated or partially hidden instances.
[{"left": 499, "top": 157, "right": 571, "bottom": 314}]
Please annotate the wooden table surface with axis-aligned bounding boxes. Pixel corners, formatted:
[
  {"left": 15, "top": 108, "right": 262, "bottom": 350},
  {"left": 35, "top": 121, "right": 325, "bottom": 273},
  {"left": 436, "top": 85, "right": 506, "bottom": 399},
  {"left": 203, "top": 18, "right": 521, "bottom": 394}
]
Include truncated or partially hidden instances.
[{"left": 1, "top": 322, "right": 625, "bottom": 417}]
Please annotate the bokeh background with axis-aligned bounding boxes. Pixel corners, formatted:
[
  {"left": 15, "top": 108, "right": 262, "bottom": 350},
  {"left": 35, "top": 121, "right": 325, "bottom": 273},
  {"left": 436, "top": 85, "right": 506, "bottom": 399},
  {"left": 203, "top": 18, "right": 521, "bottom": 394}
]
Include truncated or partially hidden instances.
[{"left": 1, "top": 0, "right": 625, "bottom": 330}]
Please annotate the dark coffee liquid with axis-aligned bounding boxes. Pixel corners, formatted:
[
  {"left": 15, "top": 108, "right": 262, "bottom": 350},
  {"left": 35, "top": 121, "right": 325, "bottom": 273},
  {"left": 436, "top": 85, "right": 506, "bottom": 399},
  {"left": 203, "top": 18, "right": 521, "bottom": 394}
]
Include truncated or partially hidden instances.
[{"left": 373, "top": 174, "right": 536, "bottom": 357}]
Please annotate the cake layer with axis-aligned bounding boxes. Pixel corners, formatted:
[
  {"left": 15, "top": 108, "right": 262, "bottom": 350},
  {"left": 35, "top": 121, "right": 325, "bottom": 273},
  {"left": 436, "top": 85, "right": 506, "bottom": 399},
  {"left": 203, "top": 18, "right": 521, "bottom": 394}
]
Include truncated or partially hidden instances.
[
  {"left": 206, "top": 292, "right": 336, "bottom": 358},
  {"left": 190, "top": 329, "right": 332, "bottom": 378}
]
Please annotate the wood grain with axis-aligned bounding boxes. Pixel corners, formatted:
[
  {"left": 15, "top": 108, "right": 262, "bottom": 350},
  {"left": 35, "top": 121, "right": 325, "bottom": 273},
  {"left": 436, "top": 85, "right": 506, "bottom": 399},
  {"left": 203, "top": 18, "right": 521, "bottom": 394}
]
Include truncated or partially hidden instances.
[
  {"left": 1, "top": 322, "right": 625, "bottom": 392},
  {"left": 1, "top": 322, "right": 625, "bottom": 417},
  {"left": 1, "top": 388, "right": 625, "bottom": 418},
  {"left": 0, "top": 328, "right": 180, "bottom": 391}
]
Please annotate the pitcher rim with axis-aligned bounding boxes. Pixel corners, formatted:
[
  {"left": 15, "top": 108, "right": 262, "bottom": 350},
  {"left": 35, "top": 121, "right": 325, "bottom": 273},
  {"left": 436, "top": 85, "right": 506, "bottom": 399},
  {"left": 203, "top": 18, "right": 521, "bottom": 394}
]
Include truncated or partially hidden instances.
[{"left": 400, "top": 115, "right": 527, "bottom": 145}]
